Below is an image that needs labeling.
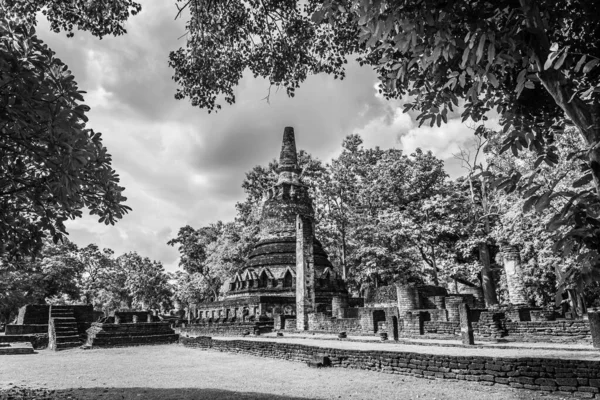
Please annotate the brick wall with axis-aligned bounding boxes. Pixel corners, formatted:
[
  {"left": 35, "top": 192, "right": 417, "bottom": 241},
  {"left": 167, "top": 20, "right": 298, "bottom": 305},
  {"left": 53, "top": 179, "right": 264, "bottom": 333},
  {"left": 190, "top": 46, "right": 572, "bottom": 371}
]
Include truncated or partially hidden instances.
[
  {"left": 180, "top": 337, "right": 600, "bottom": 398},
  {"left": 86, "top": 322, "right": 178, "bottom": 348},
  {"left": 503, "top": 320, "right": 590, "bottom": 342},
  {"left": 5, "top": 324, "right": 47, "bottom": 335},
  {"left": 307, "top": 313, "right": 362, "bottom": 333},
  {"left": 17, "top": 305, "right": 49, "bottom": 325},
  {"left": 178, "top": 321, "right": 272, "bottom": 337}
]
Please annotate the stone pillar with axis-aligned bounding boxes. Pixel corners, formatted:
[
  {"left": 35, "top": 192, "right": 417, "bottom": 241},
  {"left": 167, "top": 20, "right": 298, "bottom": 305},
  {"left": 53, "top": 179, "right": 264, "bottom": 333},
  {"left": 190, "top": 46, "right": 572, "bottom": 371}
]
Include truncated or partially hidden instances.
[
  {"left": 396, "top": 285, "right": 421, "bottom": 314},
  {"left": 132, "top": 315, "right": 139, "bottom": 324},
  {"left": 589, "top": 312, "right": 600, "bottom": 348},
  {"left": 114, "top": 314, "right": 121, "bottom": 325},
  {"left": 296, "top": 214, "right": 315, "bottom": 331},
  {"left": 445, "top": 296, "right": 465, "bottom": 322},
  {"left": 459, "top": 285, "right": 485, "bottom": 309},
  {"left": 332, "top": 295, "right": 348, "bottom": 318},
  {"left": 502, "top": 245, "right": 527, "bottom": 305},
  {"left": 147, "top": 313, "right": 153, "bottom": 323},
  {"left": 459, "top": 303, "right": 474, "bottom": 345}
]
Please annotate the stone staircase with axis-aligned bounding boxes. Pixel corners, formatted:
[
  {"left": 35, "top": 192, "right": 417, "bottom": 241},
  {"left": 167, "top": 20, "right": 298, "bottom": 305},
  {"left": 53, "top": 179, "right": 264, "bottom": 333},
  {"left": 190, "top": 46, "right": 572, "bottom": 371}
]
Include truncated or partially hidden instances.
[
  {"left": 0, "top": 342, "right": 35, "bottom": 355},
  {"left": 49, "top": 306, "right": 81, "bottom": 351}
]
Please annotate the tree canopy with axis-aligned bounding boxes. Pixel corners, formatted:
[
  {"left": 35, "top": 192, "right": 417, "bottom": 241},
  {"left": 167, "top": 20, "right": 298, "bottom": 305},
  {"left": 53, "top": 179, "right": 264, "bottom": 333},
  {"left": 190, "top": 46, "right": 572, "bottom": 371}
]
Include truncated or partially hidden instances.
[
  {"left": 170, "top": 0, "right": 600, "bottom": 278},
  {"left": 1, "top": 2, "right": 140, "bottom": 258}
]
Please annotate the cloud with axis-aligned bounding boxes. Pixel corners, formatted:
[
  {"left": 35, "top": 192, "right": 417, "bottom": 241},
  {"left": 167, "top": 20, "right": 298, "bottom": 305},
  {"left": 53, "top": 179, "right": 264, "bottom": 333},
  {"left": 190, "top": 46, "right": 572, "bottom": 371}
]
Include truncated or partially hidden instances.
[{"left": 34, "top": 3, "right": 484, "bottom": 272}]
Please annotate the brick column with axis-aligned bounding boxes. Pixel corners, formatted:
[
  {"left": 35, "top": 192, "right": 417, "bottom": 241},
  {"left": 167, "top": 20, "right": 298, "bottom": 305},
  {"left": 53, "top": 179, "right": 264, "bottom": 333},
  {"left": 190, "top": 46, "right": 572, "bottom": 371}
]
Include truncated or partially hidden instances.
[
  {"left": 459, "top": 303, "right": 474, "bottom": 345},
  {"left": 396, "top": 284, "right": 420, "bottom": 314},
  {"left": 296, "top": 214, "right": 315, "bottom": 330},
  {"left": 332, "top": 295, "right": 348, "bottom": 318},
  {"left": 502, "top": 245, "right": 527, "bottom": 305}
]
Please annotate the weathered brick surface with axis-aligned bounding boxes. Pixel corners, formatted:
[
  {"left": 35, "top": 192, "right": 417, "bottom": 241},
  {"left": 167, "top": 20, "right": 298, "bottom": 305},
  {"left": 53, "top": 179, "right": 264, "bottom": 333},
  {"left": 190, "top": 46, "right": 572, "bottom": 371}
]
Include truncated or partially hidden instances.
[
  {"left": 180, "top": 336, "right": 600, "bottom": 398},
  {"left": 86, "top": 322, "right": 178, "bottom": 348},
  {"left": 178, "top": 321, "right": 272, "bottom": 336}
]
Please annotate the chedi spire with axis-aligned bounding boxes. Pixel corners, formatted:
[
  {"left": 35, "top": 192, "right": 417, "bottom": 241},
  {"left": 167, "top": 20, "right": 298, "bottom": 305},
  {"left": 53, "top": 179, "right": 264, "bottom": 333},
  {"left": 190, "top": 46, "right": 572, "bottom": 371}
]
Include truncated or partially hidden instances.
[{"left": 277, "top": 127, "right": 301, "bottom": 184}]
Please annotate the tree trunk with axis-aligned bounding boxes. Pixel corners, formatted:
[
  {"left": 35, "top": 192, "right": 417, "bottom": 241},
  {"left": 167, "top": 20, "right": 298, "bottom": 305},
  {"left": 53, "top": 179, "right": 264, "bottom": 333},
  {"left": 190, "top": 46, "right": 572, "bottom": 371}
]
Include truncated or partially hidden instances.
[
  {"left": 521, "top": 0, "right": 600, "bottom": 198},
  {"left": 341, "top": 228, "right": 348, "bottom": 281},
  {"left": 478, "top": 243, "right": 498, "bottom": 306},
  {"left": 430, "top": 245, "right": 439, "bottom": 286}
]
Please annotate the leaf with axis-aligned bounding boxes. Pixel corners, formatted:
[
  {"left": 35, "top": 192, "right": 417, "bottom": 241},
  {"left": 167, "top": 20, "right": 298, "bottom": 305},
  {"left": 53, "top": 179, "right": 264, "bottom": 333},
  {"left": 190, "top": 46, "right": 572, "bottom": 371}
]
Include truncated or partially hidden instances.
[
  {"left": 583, "top": 59, "right": 600, "bottom": 74},
  {"left": 487, "top": 72, "right": 499, "bottom": 88},
  {"left": 523, "top": 195, "right": 539, "bottom": 213},
  {"left": 544, "top": 52, "right": 558, "bottom": 70},
  {"left": 487, "top": 41, "right": 495, "bottom": 65},
  {"left": 535, "top": 191, "right": 552, "bottom": 212},
  {"left": 476, "top": 33, "right": 486, "bottom": 63},
  {"left": 553, "top": 47, "right": 569, "bottom": 69},
  {"left": 523, "top": 184, "right": 542, "bottom": 198},
  {"left": 573, "top": 173, "right": 594, "bottom": 188},
  {"left": 575, "top": 55, "right": 587, "bottom": 72}
]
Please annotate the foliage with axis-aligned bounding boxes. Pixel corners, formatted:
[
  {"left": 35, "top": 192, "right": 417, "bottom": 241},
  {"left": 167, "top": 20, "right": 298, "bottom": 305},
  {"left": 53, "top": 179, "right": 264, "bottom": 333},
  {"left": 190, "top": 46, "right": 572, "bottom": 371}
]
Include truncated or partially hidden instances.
[
  {"left": 168, "top": 221, "right": 257, "bottom": 300},
  {"left": 0, "top": 11, "right": 131, "bottom": 259},
  {"left": 4, "top": 0, "right": 141, "bottom": 38},
  {"left": 116, "top": 252, "right": 172, "bottom": 310},
  {"left": 171, "top": 0, "right": 600, "bottom": 280},
  {"left": 0, "top": 238, "right": 83, "bottom": 322}
]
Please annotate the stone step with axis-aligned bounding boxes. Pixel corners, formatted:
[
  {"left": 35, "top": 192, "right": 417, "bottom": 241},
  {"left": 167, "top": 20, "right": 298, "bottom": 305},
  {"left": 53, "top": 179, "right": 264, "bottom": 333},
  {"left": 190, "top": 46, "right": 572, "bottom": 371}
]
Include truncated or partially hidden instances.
[
  {"left": 54, "top": 342, "right": 80, "bottom": 350},
  {"left": 0, "top": 342, "right": 35, "bottom": 355},
  {"left": 54, "top": 331, "right": 78, "bottom": 337},
  {"left": 55, "top": 335, "right": 81, "bottom": 343},
  {"left": 53, "top": 321, "right": 77, "bottom": 326},
  {"left": 54, "top": 325, "right": 78, "bottom": 330}
]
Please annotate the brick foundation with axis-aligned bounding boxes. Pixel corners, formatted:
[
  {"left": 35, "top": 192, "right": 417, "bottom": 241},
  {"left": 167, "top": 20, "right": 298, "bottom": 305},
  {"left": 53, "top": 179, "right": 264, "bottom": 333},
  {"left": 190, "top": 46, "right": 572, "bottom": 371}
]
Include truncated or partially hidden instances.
[{"left": 180, "top": 337, "right": 600, "bottom": 398}]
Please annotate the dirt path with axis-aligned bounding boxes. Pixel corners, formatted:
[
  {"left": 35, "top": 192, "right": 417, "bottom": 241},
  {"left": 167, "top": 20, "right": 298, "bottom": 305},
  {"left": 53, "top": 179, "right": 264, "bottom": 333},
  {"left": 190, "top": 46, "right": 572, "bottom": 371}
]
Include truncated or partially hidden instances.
[{"left": 0, "top": 345, "right": 575, "bottom": 400}]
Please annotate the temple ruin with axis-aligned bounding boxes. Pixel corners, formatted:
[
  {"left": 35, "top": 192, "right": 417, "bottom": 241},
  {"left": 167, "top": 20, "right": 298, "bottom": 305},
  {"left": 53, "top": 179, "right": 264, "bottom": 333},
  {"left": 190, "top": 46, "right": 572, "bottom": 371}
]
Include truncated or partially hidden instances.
[{"left": 180, "top": 127, "right": 594, "bottom": 346}]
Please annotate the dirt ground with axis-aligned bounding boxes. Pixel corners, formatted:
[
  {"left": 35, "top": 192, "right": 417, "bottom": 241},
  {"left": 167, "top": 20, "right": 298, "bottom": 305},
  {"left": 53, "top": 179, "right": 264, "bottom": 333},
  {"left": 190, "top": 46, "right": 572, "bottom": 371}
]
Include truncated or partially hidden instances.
[{"left": 0, "top": 345, "right": 575, "bottom": 400}]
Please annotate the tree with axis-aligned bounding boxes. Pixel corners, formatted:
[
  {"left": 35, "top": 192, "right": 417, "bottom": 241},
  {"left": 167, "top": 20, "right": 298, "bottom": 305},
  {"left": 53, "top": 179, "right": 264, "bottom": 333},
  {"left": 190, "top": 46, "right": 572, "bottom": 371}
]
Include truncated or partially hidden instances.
[
  {"left": 168, "top": 222, "right": 250, "bottom": 300},
  {"left": 171, "top": 0, "right": 600, "bottom": 276},
  {"left": 454, "top": 134, "right": 500, "bottom": 305},
  {"left": 116, "top": 252, "right": 172, "bottom": 310},
  {"left": 78, "top": 244, "right": 116, "bottom": 307},
  {"left": 1, "top": 3, "right": 139, "bottom": 259},
  {"left": 5, "top": 0, "right": 141, "bottom": 38},
  {"left": 0, "top": 238, "right": 84, "bottom": 322}
]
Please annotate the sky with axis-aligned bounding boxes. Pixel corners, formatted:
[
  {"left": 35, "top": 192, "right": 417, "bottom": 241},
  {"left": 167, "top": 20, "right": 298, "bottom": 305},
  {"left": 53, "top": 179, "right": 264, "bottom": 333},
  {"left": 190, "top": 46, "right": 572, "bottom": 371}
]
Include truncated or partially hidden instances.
[{"left": 35, "top": 1, "right": 497, "bottom": 272}]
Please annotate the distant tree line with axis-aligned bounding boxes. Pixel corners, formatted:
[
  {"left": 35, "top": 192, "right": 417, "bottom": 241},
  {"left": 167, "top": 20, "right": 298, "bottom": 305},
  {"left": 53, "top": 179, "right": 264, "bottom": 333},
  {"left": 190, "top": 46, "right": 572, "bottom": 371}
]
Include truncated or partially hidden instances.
[{"left": 170, "top": 130, "right": 600, "bottom": 310}]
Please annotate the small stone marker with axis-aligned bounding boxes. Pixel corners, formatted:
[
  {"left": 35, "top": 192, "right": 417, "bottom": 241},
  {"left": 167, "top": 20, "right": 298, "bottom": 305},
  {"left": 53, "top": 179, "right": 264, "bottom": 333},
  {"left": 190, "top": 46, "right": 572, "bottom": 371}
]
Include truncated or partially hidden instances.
[
  {"left": 338, "top": 332, "right": 347, "bottom": 339},
  {"left": 589, "top": 312, "right": 600, "bottom": 348},
  {"left": 307, "top": 353, "right": 330, "bottom": 368},
  {"left": 459, "top": 303, "right": 474, "bottom": 345},
  {"left": 132, "top": 315, "right": 138, "bottom": 324}
]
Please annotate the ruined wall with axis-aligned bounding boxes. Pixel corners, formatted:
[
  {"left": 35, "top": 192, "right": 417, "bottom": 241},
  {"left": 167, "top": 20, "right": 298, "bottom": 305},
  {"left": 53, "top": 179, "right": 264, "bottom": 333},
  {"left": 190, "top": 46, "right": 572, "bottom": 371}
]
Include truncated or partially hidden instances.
[
  {"left": 17, "top": 305, "right": 49, "bottom": 324},
  {"left": 181, "top": 337, "right": 600, "bottom": 398},
  {"left": 86, "top": 322, "right": 178, "bottom": 348},
  {"left": 307, "top": 313, "right": 363, "bottom": 333},
  {"left": 178, "top": 321, "right": 273, "bottom": 337},
  {"left": 5, "top": 324, "right": 47, "bottom": 335}
]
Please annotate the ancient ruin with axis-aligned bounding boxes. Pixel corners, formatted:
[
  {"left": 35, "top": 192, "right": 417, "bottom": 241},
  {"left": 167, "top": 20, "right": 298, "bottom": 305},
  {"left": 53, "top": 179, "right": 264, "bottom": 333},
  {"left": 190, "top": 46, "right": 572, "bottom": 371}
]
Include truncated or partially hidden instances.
[
  {"left": 184, "top": 127, "right": 347, "bottom": 334},
  {"left": 3, "top": 305, "right": 178, "bottom": 351},
  {"left": 180, "top": 127, "right": 594, "bottom": 348},
  {"left": 85, "top": 311, "right": 178, "bottom": 348}
]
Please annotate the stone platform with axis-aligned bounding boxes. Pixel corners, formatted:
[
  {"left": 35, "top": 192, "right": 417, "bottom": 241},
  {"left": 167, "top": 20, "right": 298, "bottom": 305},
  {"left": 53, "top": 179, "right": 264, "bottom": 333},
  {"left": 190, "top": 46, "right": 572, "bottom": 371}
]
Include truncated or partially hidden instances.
[
  {"left": 86, "top": 322, "right": 178, "bottom": 348},
  {"left": 0, "top": 342, "right": 35, "bottom": 355},
  {"left": 180, "top": 333, "right": 600, "bottom": 398}
]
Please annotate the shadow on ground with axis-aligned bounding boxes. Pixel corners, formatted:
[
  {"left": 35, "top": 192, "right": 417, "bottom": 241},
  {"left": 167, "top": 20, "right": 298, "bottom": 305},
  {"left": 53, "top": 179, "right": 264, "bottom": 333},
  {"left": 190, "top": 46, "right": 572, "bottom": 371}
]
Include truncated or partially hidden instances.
[{"left": 0, "top": 386, "right": 317, "bottom": 400}]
